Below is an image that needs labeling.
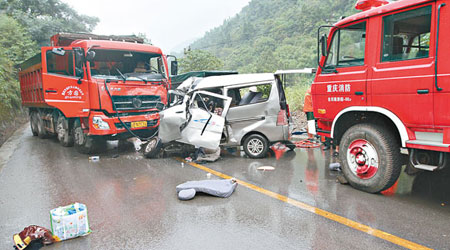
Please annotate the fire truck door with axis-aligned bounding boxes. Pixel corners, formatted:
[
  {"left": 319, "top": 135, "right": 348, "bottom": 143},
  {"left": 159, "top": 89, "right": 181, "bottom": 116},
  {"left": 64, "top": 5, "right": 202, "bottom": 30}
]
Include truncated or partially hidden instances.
[
  {"left": 314, "top": 21, "right": 368, "bottom": 123},
  {"left": 372, "top": 5, "right": 434, "bottom": 127},
  {"left": 41, "top": 47, "right": 90, "bottom": 117}
]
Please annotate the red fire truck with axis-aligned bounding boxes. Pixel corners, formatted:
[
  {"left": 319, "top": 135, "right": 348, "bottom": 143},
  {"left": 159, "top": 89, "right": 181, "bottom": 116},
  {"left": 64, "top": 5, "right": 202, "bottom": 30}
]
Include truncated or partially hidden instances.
[
  {"left": 19, "top": 33, "right": 178, "bottom": 153},
  {"left": 313, "top": 0, "right": 449, "bottom": 193}
]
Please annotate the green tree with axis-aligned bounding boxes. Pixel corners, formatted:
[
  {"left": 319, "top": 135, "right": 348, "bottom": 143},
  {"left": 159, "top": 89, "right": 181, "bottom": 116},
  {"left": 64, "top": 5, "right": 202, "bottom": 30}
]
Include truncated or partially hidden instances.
[
  {"left": 0, "top": 14, "right": 36, "bottom": 120},
  {"left": 179, "top": 49, "right": 224, "bottom": 73},
  {"left": 0, "top": 14, "right": 37, "bottom": 64},
  {"left": 0, "top": 0, "right": 99, "bottom": 47}
]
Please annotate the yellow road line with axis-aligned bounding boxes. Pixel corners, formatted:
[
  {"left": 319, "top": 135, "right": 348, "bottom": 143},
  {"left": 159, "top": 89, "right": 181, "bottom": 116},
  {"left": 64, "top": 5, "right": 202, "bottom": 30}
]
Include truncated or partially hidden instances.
[{"left": 176, "top": 158, "right": 432, "bottom": 250}]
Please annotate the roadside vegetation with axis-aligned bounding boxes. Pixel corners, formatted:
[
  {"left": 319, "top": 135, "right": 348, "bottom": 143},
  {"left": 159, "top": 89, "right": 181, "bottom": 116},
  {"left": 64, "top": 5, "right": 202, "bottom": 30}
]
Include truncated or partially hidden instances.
[{"left": 0, "top": 0, "right": 98, "bottom": 145}]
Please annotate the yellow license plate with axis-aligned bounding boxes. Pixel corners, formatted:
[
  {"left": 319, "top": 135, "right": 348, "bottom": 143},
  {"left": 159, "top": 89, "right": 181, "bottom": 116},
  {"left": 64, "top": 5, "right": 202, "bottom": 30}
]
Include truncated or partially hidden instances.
[{"left": 131, "top": 121, "right": 147, "bottom": 128}]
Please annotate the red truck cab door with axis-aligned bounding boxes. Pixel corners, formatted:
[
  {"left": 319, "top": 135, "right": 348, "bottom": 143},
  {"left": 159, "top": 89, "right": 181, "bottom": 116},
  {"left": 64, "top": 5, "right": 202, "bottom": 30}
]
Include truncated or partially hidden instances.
[
  {"left": 41, "top": 47, "right": 90, "bottom": 117},
  {"left": 313, "top": 20, "right": 368, "bottom": 133},
  {"left": 371, "top": 4, "right": 435, "bottom": 128}
]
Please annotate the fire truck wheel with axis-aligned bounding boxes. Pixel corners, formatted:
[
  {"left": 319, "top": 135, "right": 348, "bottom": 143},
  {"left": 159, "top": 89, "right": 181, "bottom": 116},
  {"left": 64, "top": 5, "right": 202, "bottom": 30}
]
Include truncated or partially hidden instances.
[
  {"left": 243, "top": 134, "right": 269, "bottom": 159},
  {"left": 30, "top": 112, "right": 39, "bottom": 136},
  {"left": 339, "top": 123, "right": 402, "bottom": 193},
  {"left": 56, "top": 116, "right": 74, "bottom": 147},
  {"left": 143, "top": 137, "right": 162, "bottom": 158},
  {"left": 73, "top": 120, "right": 106, "bottom": 154},
  {"left": 36, "top": 112, "right": 49, "bottom": 139}
]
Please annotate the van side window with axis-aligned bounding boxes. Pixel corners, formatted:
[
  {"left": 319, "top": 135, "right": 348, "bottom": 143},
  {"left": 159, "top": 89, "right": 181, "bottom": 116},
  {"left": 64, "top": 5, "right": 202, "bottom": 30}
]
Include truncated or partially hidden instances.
[
  {"left": 46, "top": 50, "right": 74, "bottom": 76},
  {"left": 381, "top": 6, "right": 431, "bottom": 62},
  {"left": 325, "top": 21, "right": 366, "bottom": 68},
  {"left": 228, "top": 84, "right": 271, "bottom": 107}
]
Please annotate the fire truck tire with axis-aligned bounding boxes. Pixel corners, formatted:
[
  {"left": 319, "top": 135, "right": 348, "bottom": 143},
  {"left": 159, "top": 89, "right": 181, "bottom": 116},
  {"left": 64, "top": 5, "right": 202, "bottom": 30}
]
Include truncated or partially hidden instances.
[
  {"left": 339, "top": 123, "right": 402, "bottom": 193},
  {"left": 56, "top": 116, "right": 74, "bottom": 147},
  {"left": 243, "top": 134, "right": 269, "bottom": 159},
  {"left": 30, "top": 112, "right": 39, "bottom": 136},
  {"left": 73, "top": 120, "right": 106, "bottom": 154},
  {"left": 143, "top": 137, "right": 162, "bottom": 158},
  {"left": 36, "top": 112, "right": 49, "bottom": 139}
]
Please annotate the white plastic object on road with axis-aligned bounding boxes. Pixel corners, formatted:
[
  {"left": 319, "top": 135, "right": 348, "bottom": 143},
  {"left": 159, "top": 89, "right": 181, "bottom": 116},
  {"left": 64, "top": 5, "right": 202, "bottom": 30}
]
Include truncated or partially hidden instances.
[
  {"left": 88, "top": 156, "right": 99, "bottom": 162},
  {"left": 257, "top": 166, "right": 275, "bottom": 171},
  {"left": 50, "top": 203, "right": 91, "bottom": 241}
]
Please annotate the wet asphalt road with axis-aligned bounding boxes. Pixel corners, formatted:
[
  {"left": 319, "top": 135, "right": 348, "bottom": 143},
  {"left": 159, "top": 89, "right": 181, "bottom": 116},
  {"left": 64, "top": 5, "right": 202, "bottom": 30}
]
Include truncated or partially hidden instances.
[{"left": 0, "top": 125, "right": 449, "bottom": 250}]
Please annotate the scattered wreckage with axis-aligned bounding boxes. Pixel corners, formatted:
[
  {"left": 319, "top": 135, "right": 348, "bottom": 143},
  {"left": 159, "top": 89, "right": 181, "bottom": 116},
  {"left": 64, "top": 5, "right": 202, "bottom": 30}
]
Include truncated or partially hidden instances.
[{"left": 143, "top": 73, "right": 296, "bottom": 159}]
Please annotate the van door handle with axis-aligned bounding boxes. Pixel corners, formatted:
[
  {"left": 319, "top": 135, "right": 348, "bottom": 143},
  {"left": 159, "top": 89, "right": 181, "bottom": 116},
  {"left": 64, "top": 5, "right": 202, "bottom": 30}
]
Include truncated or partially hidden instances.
[
  {"left": 417, "top": 89, "right": 429, "bottom": 94},
  {"left": 45, "top": 89, "right": 57, "bottom": 93},
  {"left": 355, "top": 91, "right": 364, "bottom": 96}
]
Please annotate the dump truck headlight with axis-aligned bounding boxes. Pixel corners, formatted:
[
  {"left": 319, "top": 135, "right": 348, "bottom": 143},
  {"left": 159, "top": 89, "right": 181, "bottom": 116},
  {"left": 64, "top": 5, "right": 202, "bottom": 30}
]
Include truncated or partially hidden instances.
[{"left": 93, "top": 116, "right": 110, "bottom": 130}]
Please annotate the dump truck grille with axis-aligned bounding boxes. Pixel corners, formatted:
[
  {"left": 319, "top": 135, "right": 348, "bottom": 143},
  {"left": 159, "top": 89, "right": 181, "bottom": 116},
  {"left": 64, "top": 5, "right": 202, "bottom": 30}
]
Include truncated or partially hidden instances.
[{"left": 111, "top": 95, "right": 164, "bottom": 111}]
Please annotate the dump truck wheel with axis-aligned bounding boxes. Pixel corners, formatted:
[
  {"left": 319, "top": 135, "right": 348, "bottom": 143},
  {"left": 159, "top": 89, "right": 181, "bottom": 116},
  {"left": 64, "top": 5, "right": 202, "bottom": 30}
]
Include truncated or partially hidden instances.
[
  {"left": 36, "top": 112, "right": 49, "bottom": 139},
  {"left": 30, "top": 112, "right": 38, "bottom": 136},
  {"left": 57, "top": 116, "right": 74, "bottom": 147},
  {"left": 339, "top": 123, "right": 402, "bottom": 193},
  {"left": 243, "top": 134, "right": 269, "bottom": 158},
  {"left": 143, "top": 137, "right": 162, "bottom": 158},
  {"left": 73, "top": 120, "right": 105, "bottom": 154}
]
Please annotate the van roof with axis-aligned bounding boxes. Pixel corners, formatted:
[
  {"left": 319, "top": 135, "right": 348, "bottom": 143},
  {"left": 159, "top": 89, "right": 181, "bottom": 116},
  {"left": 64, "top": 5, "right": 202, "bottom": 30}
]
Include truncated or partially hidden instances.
[
  {"left": 193, "top": 73, "right": 275, "bottom": 90},
  {"left": 335, "top": 0, "right": 433, "bottom": 27}
]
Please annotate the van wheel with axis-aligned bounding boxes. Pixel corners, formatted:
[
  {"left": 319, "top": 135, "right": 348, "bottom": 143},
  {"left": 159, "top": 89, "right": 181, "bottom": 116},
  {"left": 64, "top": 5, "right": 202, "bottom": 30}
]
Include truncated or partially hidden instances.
[
  {"left": 30, "top": 112, "right": 38, "bottom": 136},
  {"left": 339, "top": 124, "right": 402, "bottom": 193},
  {"left": 243, "top": 134, "right": 269, "bottom": 158},
  {"left": 36, "top": 112, "right": 49, "bottom": 139},
  {"left": 57, "top": 116, "right": 74, "bottom": 147},
  {"left": 73, "top": 120, "right": 105, "bottom": 154},
  {"left": 143, "top": 137, "right": 162, "bottom": 158}
]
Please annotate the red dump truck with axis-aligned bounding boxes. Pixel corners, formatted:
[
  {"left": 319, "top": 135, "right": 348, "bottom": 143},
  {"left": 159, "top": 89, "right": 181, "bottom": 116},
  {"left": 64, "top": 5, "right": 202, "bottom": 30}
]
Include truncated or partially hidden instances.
[
  {"left": 19, "top": 33, "right": 177, "bottom": 153},
  {"left": 313, "top": 0, "right": 450, "bottom": 193}
]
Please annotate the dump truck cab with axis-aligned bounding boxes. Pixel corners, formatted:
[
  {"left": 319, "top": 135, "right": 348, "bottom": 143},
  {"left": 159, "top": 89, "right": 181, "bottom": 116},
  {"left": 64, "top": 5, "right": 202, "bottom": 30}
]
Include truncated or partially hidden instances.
[
  {"left": 313, "top": 0, "right": 450, "bottom": 193},
  {"left": 19, "top": 33, "right": 178, "bottom": 153}
]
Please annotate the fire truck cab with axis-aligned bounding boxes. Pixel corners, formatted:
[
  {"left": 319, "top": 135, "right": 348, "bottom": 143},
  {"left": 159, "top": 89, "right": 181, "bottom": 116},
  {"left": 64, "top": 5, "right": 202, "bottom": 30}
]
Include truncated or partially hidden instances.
[{"left": 313, "top": 0, "right": 450, "bottom": 193}]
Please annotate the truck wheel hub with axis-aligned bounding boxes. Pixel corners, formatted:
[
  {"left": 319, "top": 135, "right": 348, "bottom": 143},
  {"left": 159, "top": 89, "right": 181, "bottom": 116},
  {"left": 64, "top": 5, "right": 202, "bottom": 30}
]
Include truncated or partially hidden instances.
[{"left": 347, "top": 139, "right": 379, "bottom": 179}]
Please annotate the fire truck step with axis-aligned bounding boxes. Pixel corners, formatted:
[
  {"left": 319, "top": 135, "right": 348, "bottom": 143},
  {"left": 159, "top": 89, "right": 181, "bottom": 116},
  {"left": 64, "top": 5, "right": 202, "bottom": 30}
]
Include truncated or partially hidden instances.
[
  {"left": 406, "top": 140, "right": 450, "bottom": 148},
  {"left": 413, "top": 164, "right": 438, "bottom": 171}
]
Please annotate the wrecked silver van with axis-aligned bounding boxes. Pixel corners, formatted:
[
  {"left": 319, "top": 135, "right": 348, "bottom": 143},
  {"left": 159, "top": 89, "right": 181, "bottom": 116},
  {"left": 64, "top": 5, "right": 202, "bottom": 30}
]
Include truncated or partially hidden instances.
[{"left": 145, "top": 73, "right": 294, "bottom": 158}]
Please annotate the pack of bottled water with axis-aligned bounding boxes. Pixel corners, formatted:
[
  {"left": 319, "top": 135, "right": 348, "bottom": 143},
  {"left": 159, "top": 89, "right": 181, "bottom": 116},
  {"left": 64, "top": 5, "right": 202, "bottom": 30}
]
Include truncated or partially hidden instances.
[{"left": 50, "top": 202, "right": 91, "bottom": 241}]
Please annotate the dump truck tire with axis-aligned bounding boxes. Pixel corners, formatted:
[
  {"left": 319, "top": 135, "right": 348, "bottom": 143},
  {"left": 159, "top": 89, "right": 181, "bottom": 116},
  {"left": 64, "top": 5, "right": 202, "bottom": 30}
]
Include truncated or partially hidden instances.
[
  {"left": 73, "top": 120, "right": 105, "bottom": 154},
  {"left": 36, "top": 112, "right": 49, "bottom": 139},
  {"left": 339, "top": 123, "right": 402, "bottom": 193},
  {"left": 30, "top": 112, "right": 38, "bottom": 136},
  {"left": 57, "top": 116, "right": 74, "bottom": 147}
]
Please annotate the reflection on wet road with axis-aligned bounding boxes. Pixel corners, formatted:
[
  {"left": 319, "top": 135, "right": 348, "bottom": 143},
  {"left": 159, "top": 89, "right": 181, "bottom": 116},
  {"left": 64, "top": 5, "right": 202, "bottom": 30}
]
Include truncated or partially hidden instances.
[{"left": 0, "top": 126, "right": 449, "bottom": 250}]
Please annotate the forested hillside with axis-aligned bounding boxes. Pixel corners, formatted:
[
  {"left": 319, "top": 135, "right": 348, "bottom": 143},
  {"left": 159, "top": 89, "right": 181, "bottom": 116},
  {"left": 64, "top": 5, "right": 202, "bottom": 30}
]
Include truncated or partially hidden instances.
[
  {"left": 187, "top": 0, "right": 358, "bottom": 112},
  {"left": 190, "top": 0, "right": 358, "bottom": 73},
  {"left": 0, "top": 0, "right": 98, "bottom": 145}
]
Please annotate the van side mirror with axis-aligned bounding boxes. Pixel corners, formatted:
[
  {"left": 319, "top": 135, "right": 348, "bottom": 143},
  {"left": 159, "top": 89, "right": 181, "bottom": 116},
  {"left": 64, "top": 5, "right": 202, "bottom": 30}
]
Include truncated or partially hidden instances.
[
  {"left": 320, "top": 34, "right": 328, "bottom": 57},
  {"left": 170, "top": 61, "right": 178, "bottom": 76}
]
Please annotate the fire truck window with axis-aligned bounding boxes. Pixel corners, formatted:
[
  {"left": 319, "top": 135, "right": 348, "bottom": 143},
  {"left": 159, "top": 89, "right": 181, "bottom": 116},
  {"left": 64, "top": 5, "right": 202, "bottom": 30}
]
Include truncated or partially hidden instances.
[
  {"left": 325, "top": 21, "right": 366, "bottom": 68},
  {"left": 46, "top": 50, "right": 74, "bottom": 76},
  {"left": 381, "top": 5, "right": 431, "bottom": 62}
]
